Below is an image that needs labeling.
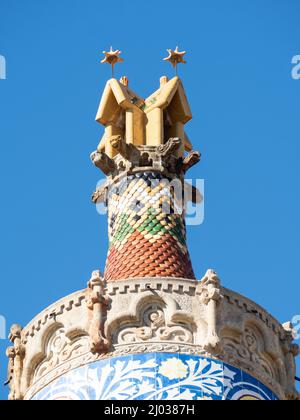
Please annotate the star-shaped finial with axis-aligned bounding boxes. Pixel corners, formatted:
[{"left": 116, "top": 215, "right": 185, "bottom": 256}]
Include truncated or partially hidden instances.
[
  {"left": 101, "top": 47, "right": 124, "bottom": 77},
  {"left": 164, "top": 46, "right": 187, "bottom": 73}
]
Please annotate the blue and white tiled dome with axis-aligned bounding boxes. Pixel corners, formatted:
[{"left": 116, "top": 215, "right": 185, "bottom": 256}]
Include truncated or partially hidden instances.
[{"left": 31, "top": 353, "right": 277, "bottom": 401}]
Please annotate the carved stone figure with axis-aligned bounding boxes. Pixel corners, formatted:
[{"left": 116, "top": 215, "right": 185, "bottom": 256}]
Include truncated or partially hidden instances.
[
  {"left": 157, "top": 137, "right": 182, "bottom": 157},
  {"left": 197, "top": 270, "right": 222, "bottom": 352},
  {"left": 110, "top": 135, "right": 140, "bottom": 162},
  {"left": 6, "top": 324, "right": 25, "bottom": 400},
  {"left": 86, "top": 270, "right": 110, "bottom": 353},
  {"left": 90, "top": 151, "right": 116, "bottom": 175},
  {"left": 5, "top": 347, "right": 15, "bottom": 400},
  {"left": 282, "top": 322, "right": 300, "bottom": 400},
  {"left": 181, "top": 151, "right": 201, "bottom": 173}
]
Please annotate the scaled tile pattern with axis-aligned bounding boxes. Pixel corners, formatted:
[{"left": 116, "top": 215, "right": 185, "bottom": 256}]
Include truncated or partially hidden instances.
[
  {"left": 31, "top": 353, "right": 277, "bottom": 401},
  {"left": 104, "top": 173, "right": 195, "bottom": 282}
]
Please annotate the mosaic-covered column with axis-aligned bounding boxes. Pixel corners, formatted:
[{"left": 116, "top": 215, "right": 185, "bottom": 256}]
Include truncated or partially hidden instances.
[{"left": 104, "top": 172, "right": 195, "bottom": 281}]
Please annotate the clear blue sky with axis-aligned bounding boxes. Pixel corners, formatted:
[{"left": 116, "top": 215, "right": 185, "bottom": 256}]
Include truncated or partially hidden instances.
[{"left": 0, "top": 0, "right": 299, "bottom": 400}]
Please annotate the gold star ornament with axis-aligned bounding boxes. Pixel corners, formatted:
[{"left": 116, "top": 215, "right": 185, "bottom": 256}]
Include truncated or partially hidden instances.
[
  {"left": 164, "top": 46, "right": 187, "bottom": 72},
  {"left": 101, "top": 47, "right": 124, "bottom": 76}
]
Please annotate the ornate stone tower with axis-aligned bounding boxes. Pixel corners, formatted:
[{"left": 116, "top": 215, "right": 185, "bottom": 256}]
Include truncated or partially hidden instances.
[{"left": 6, "top": 50, "right": 299, "bottom": 401}]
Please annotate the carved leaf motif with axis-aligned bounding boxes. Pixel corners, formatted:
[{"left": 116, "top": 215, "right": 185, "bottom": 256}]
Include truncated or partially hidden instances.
[
  {"left": 85, "top": 358, "right": 157, "bottom": 400},
  {"left": 117, "top": 306, "right": 193, "bottom": 344},
  {"left": 222, "top": 326, "right": 275, "bottom": 380},
  {"left": 34, "top": 329, "right": 90, "bottom": 382},
  {"left": 157, "top": 327, "right": 193, "bottom": 343}
]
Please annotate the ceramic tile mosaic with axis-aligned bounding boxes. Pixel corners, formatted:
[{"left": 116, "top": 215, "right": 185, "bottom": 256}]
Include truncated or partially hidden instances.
[
  {"left": 31, "top": 353, "right": 277, "bottom": 401},
  {"left": 104, "top": 173, "right": 195, "bottom": 282}
]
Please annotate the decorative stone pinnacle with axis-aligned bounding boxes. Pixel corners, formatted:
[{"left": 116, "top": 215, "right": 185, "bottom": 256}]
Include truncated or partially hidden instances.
[
  {"left": 201, "top": 269, "right": 221, "bottom": 285},
  {"left": 160, "top": 76, "right": 169, "bottom": 87},
  {"left": 93, "top": 76, "right": 197, "bottom": 171},
  {"left": 120, "top": 76, "right": 129, "bottom": 86}
]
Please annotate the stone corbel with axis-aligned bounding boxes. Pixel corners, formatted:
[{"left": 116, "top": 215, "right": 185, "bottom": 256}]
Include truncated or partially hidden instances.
[
  {"left": 90, "top": 150, "right": 116, "bottom": 176},
  {"left": 6, "top": 324, "right": 25, "bottom": 400},
  {"left": 86, "top": 271, "right": 110, "bottom": 354},
  {"left": 197, "top": 270, "right": 222, "bottom": 353},
  {"left": 282, "top": 322, "right": 300, "bottom": 400}
]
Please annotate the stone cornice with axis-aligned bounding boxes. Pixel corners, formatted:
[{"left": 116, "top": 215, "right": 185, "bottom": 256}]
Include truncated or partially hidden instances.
[
  {"left": 7, "top": 275, "right": 299, "bottom": 401},
  {"left": 22, "top": 291, "right": 87, "bottom": 345}
]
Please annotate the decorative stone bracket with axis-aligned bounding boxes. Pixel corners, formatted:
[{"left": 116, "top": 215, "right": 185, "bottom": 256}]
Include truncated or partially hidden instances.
[
  {"left": 91, "top": 136, "right": 201, "bottom": 179},
  {"left": 91, "top": 137, "right": 202, "bottom": 206}
]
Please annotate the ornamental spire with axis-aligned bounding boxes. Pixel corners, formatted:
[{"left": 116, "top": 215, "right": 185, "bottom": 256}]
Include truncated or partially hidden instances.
[{"left": 91, "top": 57, "right": 201, "bottom": 282}]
